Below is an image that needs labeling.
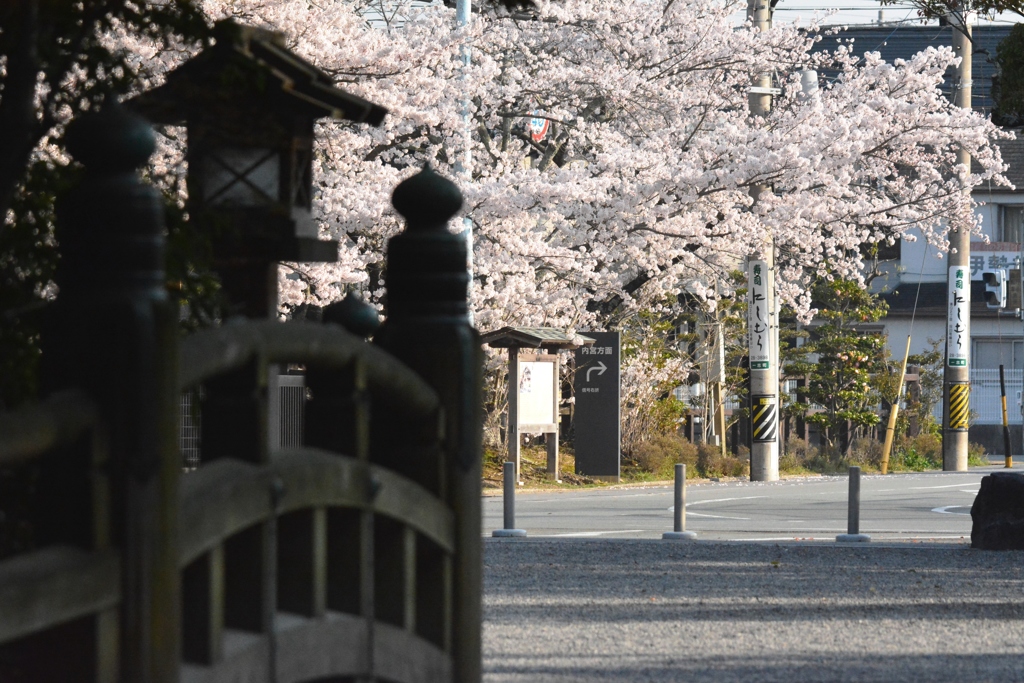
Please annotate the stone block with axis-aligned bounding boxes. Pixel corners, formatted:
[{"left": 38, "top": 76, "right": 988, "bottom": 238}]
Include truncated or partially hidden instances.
[{"left": 971, "top": 472, "right": 1024, "bottom": 550}]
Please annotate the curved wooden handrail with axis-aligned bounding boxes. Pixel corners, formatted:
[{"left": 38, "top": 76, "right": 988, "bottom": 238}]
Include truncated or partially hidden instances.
[
  {"left": 180, "top": 612, "right": 450, "bottom": 683},
  {"left": 0, "top": 546, "right": 120, "bottom": 644},
  {"left": 273, "top": 448, "right": 455, "bottom": 550},
  {"left": 0, "top": 389, "right": 99, "bottom": 468},
  {"left": 179, "top": 320, "right": 439, "bottom": 417},
  {"left": 179, "top": 449, "right": 455, "bottom": 567}
]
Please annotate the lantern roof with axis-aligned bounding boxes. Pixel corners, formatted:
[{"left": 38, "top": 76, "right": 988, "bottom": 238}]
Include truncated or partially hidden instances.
[
  {"left": 481, "top": 327, "right": 595, "bottom": 350},
  {"left": 127, "top": 20, "right": 387, "bottom": 127}
]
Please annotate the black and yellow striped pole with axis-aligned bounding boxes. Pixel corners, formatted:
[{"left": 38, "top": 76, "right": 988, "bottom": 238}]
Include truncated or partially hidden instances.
[{"left": 1000, "top": 364, "right": 1013, "bottom": 468}]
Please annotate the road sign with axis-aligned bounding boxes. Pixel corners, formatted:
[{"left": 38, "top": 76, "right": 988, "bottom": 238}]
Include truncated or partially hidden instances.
[
  {"left": 528, "top": 111, "right": 550, "bottom": 142},
  {"left": 573, "top": 331, "right": 620, "bottom": 481}
]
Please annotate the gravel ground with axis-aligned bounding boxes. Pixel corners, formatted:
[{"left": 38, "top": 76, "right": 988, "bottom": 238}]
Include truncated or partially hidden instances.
[{"left": 483, "top": 539, "right": 1024, "bottom": 682}]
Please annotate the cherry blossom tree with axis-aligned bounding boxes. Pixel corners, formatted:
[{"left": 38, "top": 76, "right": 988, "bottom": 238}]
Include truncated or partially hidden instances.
[
  {"left": 160, "top": 0, "right": 1007, "bottom": 330},
  {"left": 134, "top": 0, "right": 1012, "bottom": 448},
  {"left": 2, "top": 0, "right": 1012, "bottom": 446}
]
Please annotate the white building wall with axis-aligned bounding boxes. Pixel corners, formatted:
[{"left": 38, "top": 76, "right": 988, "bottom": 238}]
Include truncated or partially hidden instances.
[
  {"left": 898, "top": 230, "right": 947, "bottom": 284},
  {"left": 880, "top": 317, "right": 944, "bottom": 360},
  {"left": 882, "top": 317, "right": 1023, "bottom": 360}
]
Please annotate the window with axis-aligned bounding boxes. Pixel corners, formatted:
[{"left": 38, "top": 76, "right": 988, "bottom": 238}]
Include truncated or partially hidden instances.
[
  {"left": 974, "top": 339, "right": 1024, "bottom": 370},
  {"left": 1000, "top": 205, "right": 1024, "bottom": 243}
]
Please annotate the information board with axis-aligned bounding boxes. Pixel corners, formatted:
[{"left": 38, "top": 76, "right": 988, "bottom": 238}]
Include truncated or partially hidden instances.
[{"left": 518, "top": 359, "right": 556, "bottom": 427}]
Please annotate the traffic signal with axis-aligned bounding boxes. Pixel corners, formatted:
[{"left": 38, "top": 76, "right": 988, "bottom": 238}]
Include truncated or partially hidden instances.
[{"left": 983, "top": 269, "right": 1007, "bottom": 309}]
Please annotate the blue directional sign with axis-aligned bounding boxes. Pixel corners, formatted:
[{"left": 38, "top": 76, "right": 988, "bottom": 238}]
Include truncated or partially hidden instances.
[{"left": 573, "top": 331, "right": 620, "bottom": 480}]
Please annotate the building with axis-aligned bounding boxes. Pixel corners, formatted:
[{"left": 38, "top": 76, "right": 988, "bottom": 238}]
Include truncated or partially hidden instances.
[{"left": 817, "top": 22, "right": 1024, "bottom": 451}]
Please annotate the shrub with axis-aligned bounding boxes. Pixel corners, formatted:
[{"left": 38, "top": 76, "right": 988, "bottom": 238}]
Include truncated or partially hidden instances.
[
  {"left": 780, "top": 437, "right": 819, "bottom": 474},
  {"left": 889, "top": 432, "right": 942, "bottom": 471},
  {"left": 631, "top": 433, "right": 698, "bottom": 479},
  {"left": 848, "top": 438, "right": 883, "bottom": 470},
  {"left": 697, "top": 443, "right": 749, "bottom": 478},
  {"left": 968, "top": 441, "right": 988, "bottom": 467}
]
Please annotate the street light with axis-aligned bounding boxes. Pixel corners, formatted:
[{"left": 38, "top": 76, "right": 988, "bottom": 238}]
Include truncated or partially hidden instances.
[{"left": 129, "top": 19, "right": 387, "bottom": 317}]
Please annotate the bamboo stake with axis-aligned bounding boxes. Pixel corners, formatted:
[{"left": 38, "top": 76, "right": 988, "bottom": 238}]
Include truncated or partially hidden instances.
[{"left": 880, "top": 335, "right": 911, "bottom": 475}]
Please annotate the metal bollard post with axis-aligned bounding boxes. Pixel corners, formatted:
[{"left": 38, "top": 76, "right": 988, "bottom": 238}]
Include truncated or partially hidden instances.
[
  {"left": 836, "top": 466, "right": 871, "bottom": 542},
  {"left": 663, "top": 463, "right": 697, "bottom": 540},
  {"left": 493, "top": 462, "right": 527, "bottom": 537}
]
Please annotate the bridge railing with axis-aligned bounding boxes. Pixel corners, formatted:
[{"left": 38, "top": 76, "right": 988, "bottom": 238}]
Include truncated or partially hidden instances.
[
  {"left": 175, "top": 320, "right": 457, "bottom": 683},
  {"left": 0, "top": 105, "right": 482, "bottom": 683}
]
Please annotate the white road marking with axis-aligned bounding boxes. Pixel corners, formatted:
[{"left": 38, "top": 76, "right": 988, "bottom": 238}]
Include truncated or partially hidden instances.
[
  {"left": 932, "top": 505, "right": 972, "bottom": 515},
  {"left": 686, "top": 495, "right": 769, "bottom": 506},
  {"left": 911, "top": 483, "right": 979, "bottom": 490},
  {"left": 665, "top": 496, "right": 766, "bottom": 520},
  {"left": 543, "top": 530, "right": 644, "bottom": 537},
  {"left": 510, "top": 491, "right": 671, "bottom": 503},
  {"left": 685, "top": 512, "right": 750, "bottom": 520}
]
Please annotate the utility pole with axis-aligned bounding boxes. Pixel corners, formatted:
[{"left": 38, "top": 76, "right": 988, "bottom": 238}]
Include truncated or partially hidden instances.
[
  {"left": 747, "top": 0, "right": 779, "bottom": 481},
  {"left": 943, "top": 10, "right": 973, "bottom": 471}
]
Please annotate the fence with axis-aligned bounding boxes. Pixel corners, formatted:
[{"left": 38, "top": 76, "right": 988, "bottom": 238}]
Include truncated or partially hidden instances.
[{"left": 969, "top": 368, "right": 1023, "bottom": 425}]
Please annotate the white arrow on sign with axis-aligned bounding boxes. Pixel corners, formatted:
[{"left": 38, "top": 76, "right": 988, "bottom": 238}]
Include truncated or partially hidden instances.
[{"left": 586, "top": 361, "right": 608, "bottom": 383}]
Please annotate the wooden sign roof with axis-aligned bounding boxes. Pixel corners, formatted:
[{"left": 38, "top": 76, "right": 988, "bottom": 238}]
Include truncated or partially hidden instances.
[{"left": 481, "top": 326, "right": 595, "bottom": 349}]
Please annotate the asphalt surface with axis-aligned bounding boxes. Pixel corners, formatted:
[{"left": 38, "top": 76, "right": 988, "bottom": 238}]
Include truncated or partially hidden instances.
[
  {"left": 483, "top": 463, "right": 1024, "bottom": 541},
  {"left": 483, "top": 540, "right": 1024, "bottom": 682},
  {"left": 482, "top": 464, "right": 1024, "bottom": 681}
]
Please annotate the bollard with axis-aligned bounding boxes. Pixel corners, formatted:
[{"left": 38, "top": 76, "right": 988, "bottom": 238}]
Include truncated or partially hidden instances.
[
  {"left": 663, "top": 463, "right": 697, "bottom": 540},
  {"left": 836, "top": 466, "right": 871, "bottom": 542},
  {"left": 493, "top": 462, "right": 527, "bottom": 537}
]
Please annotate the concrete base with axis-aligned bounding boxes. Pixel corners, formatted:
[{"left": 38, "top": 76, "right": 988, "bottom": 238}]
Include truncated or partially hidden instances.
[
  {"left": 492, "top": 529, "right": 527, "bottom": 537},
  {"left": 836, "top": 533, "right": 871, "bottom": 543},
  {"left": 662, "top": 531, "right": 698, "bottom": 540}
]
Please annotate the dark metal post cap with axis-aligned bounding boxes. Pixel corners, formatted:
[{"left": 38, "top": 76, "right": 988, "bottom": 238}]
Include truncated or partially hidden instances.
[
  {"left": 391, "top": 165, "right": 464, "bottom": 231},
  {"left": 324, "top": 291, "right": 381, "bottom": 337}
]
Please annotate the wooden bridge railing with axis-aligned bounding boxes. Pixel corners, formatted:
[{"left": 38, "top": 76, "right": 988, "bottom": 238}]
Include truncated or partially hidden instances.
[{"left": 0, "top": 105, "right": 482, "bottom": 683}]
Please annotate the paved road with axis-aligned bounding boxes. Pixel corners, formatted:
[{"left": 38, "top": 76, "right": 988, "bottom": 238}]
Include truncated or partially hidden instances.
[{"left": 483, "top": 463, "right": 1023, "bottom": 542}]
